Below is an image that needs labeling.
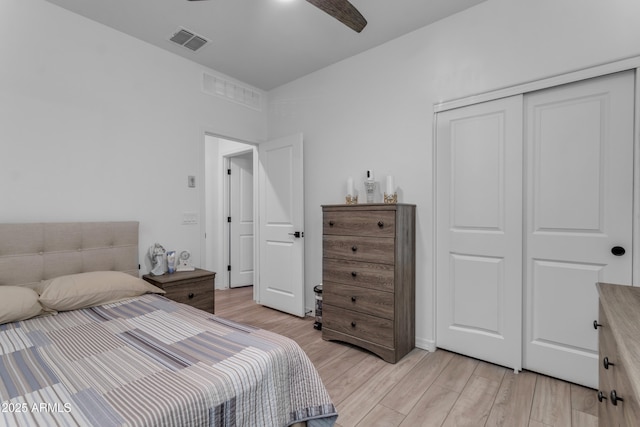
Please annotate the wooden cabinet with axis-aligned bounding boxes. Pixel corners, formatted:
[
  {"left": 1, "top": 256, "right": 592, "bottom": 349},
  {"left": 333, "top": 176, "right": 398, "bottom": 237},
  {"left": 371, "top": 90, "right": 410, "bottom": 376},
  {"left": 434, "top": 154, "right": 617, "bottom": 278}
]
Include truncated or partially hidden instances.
[
  {"left": 143, "top": 268, "right": 216, "bottom": 314},
  {"left": 322, "top": 203, "right": 415, "bottom": 363},
  {"left": 596, "top": 282, "right": 640, "bottom": 426}
]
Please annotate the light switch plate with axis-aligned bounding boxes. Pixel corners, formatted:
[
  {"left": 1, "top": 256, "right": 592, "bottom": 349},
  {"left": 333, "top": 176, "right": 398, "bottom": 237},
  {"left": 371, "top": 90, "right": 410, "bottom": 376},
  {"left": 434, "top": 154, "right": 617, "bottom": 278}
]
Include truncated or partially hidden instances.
[{"left": 182, "top": 212, "right": 198, "bottom": 225}]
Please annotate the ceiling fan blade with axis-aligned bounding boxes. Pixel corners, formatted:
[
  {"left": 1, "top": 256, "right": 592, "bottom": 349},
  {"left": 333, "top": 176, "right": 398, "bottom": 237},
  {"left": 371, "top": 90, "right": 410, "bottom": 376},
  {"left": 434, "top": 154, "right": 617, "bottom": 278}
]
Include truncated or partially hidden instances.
[{"left": 305, "top": 0, "right": 367, "bottom": 33}]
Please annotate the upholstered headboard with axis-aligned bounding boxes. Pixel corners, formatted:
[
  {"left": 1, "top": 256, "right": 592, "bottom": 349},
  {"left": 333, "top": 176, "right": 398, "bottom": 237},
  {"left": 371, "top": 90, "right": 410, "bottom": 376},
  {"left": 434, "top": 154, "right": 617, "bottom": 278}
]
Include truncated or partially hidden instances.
[{"left": 0, "top": 222, "right": 139, "bottom": 289}]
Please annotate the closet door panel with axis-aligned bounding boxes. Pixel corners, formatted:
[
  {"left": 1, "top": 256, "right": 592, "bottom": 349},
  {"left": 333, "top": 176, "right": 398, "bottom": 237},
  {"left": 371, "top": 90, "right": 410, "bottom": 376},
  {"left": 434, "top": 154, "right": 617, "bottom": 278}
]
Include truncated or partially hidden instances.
[
  {"left": 524, "top": 71, "right": 635, "bottom": 388},
  {"left": 436, "top": 95, "right": 523, "bottom": 371}
]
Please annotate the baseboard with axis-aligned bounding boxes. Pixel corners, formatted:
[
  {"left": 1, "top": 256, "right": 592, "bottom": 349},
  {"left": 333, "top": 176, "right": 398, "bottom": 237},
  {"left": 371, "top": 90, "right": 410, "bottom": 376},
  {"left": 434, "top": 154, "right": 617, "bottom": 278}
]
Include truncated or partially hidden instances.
[{"left": 415, "top": 337, "right": 436, "bottom": 353}]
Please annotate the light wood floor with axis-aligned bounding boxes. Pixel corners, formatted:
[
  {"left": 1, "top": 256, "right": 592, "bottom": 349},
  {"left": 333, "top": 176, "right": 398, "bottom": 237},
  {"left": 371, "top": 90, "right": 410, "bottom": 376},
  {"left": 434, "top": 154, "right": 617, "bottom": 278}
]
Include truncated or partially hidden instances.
[{"left": 214, "top": 286, "right": 599, "bottom": 427}]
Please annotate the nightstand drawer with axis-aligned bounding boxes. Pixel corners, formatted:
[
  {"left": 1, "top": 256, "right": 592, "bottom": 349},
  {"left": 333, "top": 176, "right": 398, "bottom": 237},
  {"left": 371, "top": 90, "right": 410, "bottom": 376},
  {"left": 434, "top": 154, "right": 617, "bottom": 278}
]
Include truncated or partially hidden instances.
[
  {"left": 323, "top": 235, "right": 395, "bottom": 264},
  {"left": 323, "top": 210, "right": 396, "bottom": 237},
  {"left": 142, "top": 268, "right": 216, "bottom": 314},
  {"left": 323, "top": 304, "right": 394, "bottom": 347},
  {"left": 163, "top": 279, "right": 214, "bottom": 313},
  {"left": 324, "top": 282, "right": 393, "bottom": 319}
]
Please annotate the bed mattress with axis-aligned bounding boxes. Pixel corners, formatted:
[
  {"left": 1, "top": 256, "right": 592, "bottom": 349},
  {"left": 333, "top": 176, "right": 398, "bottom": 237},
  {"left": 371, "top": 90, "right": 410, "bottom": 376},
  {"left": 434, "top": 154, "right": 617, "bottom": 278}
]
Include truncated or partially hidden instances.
[{"left": 0, "top": 294, "right": 337, "bottom": 427}]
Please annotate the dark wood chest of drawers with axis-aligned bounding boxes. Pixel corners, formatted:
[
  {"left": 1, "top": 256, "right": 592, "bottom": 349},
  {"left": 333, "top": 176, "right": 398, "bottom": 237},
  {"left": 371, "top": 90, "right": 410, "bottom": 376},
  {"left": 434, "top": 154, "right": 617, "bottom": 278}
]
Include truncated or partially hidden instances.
[
  {"left": 322, "top": 203, "right": 416, "bottom": 363},
  {"left": 596, "top": 282, "right": 640, "bottom": 427},
  {"left": 143, "top": 268, "right": 216, "bottom": 314}
]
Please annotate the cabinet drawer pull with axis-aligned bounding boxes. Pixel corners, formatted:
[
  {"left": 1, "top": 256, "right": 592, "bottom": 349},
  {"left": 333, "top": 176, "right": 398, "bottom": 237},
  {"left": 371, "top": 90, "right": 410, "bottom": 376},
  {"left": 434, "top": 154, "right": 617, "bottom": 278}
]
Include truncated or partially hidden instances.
[
  {"left": 351, "top": 296, "right": 357, "bottom": 302},
  {"left": 610, "top": 390, "right": 624, "bottom": 406},
  {"left": 351, "top": 321, "right": 356, "bottom": 328},
  {"left": 351, "top": 271, "right": 357, "bottom": 277},
  {"left": 188, "top": 293, "right": 195, "bottom": 299},
  {"left": 597, "top": 391, "right": 607, "bottom": 402},
  {"left": 593, "top": 320, "right": 602, "bottom": 329},
  {"left": 377, "top": 221, "right": 384, "bottom": 228},
  {"left": 603, "top": 357, "right": 615, "bottom": 369},
  {"left": 329, "top": 220, "right": 335, "bottom": 226},
  {"left": 351, "top": 245, "right": 358, "bottom": 252}
]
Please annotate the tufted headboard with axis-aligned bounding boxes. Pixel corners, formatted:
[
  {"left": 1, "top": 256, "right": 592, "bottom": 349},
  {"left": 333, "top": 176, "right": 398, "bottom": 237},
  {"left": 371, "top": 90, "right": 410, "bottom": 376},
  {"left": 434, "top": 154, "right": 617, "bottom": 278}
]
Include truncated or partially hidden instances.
[{"left": 0, "top": 222, "right": 139, "bottom": 289}]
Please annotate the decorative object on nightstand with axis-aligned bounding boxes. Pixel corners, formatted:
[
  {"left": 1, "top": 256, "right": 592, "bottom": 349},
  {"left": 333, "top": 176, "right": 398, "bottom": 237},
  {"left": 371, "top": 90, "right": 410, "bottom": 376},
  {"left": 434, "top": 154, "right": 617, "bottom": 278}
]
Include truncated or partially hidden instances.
[
  {"left": 143, "top": 268, "right": 216, "bottom": 314},
  {"left": 321, "top": 203, "right": 416, "bottom": 363},
  {"left": 176, "top": 250, "right": 195, "bottom": 272},
  {"left": 148, "top": 243, "right": 167, "bottom": 276}
]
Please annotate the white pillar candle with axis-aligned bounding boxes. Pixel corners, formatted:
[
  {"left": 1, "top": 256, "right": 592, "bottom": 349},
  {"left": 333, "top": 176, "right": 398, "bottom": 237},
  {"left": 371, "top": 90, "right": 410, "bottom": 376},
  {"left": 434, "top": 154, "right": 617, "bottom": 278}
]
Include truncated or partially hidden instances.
[
  {"left": 347, "top": 177, "right": 354, "bottom": 196},
  {"left": 386, "top": 175, "right": 395, "bottom": 194}
]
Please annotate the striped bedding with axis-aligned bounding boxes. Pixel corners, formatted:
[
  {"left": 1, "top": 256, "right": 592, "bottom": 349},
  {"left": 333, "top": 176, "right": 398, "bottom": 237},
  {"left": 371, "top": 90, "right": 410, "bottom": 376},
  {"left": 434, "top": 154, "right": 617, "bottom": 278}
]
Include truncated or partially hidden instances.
[{"left": 0, "top": 294, "right": 337, "bottom": 427}]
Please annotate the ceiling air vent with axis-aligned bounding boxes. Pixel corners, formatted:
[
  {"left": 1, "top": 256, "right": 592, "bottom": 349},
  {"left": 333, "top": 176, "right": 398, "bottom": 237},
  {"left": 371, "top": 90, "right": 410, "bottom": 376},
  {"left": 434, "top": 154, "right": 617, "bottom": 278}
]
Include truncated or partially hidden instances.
[{"left": 169, "top": 28, "right": 208, "bottom": 52}]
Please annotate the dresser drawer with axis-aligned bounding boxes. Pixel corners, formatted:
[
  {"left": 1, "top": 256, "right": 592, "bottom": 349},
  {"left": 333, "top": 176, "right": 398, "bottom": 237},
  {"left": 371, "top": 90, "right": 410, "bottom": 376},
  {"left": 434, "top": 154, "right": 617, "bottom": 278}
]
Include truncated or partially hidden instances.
[
  {"left": 323, "top": 210, "right": 395, "bottom": 238},
  {"left": 615, "top": 360, "right": 640, "bottom": 426},
  {"left": 323, "top": 258, "right": 394, "bottom": 292},
  {"left": 163, "top": 279, "right": 214, "bottom": 314},
  {"left": 324, "top": 282, "right": 394, "bottom": 319},
  {"left": 324, "top": 304, "right": 394, "bottom": 347},
  {"left": 323, "top": 235, "right": 395, "bottom": 264}
]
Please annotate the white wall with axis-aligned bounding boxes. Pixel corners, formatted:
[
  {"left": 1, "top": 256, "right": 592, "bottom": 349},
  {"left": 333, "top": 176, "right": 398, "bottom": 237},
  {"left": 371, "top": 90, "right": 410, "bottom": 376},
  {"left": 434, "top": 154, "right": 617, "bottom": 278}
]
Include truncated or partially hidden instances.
[
  {"left": 267, "top": 0, "right": 640, "bottom": 349},
  {"left": 0, "top": 0, "right": 267, "bottom": 273}
]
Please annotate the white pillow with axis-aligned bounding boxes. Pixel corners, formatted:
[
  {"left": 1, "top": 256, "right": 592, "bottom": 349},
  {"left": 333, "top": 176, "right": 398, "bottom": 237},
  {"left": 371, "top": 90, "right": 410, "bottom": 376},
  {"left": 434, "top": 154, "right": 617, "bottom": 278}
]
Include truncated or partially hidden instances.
[
  {"left": 0, "top": 286, "right": 47, "bottom": 324},
  {"left": 39, "top": 271, "right": 165, "bottom": 311}
]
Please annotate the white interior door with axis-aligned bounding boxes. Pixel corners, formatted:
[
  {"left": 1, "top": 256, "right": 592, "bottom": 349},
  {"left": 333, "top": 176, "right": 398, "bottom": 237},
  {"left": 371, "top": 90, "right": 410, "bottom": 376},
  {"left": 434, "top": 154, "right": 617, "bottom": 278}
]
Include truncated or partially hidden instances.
[
  {"left": 436, "top": 95, "right": 524, "bottom": 371},
  {"left": 229, "top": 153, "right": 254, "bottom": 288},
  {"left": 523, "top": 71, "right": 634, "bottom": 388},
  {"left": 257, "top": 133, "right": 305, "bottom": 317}
]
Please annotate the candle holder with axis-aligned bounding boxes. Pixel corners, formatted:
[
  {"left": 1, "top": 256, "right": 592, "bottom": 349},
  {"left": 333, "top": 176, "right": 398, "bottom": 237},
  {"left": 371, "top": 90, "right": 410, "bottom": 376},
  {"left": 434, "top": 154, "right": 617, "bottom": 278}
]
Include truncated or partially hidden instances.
[
  {"left": 384, "top": 192, "right": 397, "bottom": 204},
  {"left": 345, "top": 194, "right": 358, "bottom": 205}
]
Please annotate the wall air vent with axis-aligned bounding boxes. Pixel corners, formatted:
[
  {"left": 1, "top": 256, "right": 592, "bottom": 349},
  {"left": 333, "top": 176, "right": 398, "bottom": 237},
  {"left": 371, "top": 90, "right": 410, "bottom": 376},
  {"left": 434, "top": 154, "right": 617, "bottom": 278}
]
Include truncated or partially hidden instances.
[
  {"left": 202, "top": 72, "right": 263, "bottom": 111},
  {"left": 169, "top": 28, "right": 208, "bottom": 52}
]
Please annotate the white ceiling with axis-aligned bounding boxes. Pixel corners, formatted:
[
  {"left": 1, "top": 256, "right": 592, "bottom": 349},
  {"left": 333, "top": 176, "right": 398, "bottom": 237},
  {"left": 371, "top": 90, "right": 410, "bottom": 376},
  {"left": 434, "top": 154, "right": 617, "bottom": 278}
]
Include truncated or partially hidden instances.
[{"left": 45, "top": 0, "right": 486, "bottom": 91}]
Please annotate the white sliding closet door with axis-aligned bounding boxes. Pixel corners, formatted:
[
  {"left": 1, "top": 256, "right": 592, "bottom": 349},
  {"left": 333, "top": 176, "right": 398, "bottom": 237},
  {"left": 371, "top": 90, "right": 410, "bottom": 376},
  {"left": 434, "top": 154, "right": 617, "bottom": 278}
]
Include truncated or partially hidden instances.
[
  {"left": 436, "top": 95, "right": 524, "bottom": 371},
  {"left": 523, "top": 71, "right": 634, "bottom": 388}
]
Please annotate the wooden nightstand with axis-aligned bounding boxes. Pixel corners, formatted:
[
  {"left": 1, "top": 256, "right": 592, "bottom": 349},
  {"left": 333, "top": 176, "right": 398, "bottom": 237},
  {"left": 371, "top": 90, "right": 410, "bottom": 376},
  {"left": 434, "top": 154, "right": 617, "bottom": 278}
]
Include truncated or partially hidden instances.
[{"left": 143, "top": 268, "right": 216, "bottom": 314}]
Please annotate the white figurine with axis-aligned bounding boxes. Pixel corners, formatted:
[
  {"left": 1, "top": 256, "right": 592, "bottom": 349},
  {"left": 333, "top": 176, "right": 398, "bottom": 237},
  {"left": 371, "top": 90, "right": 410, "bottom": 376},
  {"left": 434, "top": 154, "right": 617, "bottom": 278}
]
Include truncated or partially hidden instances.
[{"left": 148, "top": 243, "right": 166, "bottom": 276}]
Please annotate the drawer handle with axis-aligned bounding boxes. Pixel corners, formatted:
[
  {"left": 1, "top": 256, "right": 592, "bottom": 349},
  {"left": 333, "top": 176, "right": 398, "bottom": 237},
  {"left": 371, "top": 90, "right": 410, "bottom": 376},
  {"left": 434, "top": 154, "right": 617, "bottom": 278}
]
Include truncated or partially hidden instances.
[
  {"left": 610, "top": 390, "right": 624, "bottom": 406},
  {"left": 351, "top": 271, "right": 357, "bottom": 277},
  {"left": 377, "top": 221, "right": 384, "bottom": 228},
  {"left": 597, "top": 391, "right": 607, "bottom": 402},
  {"left": 351, "top": 296, "right": 357, "bottom": 302},
  {"left": 603, "top": 357, "right": 615, "bottom": 370},
  {"left": 351, "top": 321, "right": 356, "bottom": 328},
  {"left": 188, "top": 293, "right": 195, "bottom": 299},
  {"left": 593, "top": 320, "right": 602, "bottom": 329},
  {"left": 352, "top": 245, "right": 358, "bottom": 252},
  {"left": 329, "top": 220, "right": 335, "bottom": 227}
]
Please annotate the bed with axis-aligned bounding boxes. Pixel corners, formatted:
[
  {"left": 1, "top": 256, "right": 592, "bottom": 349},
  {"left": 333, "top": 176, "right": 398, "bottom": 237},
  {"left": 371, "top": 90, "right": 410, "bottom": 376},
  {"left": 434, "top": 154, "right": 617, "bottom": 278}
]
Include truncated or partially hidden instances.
[{"left": 0, "top": 222, "right": 337, "bottom": 427}]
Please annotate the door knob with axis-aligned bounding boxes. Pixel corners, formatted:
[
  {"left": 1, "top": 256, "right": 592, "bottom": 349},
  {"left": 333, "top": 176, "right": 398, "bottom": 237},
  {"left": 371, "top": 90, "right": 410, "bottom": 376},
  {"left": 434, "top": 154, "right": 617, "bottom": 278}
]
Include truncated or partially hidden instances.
[
  {"left": 611, "top": 246, "right": 626, "bottom": 256},
  {"left": 288, "top": 231, "right": 303, "bottom": 238}
]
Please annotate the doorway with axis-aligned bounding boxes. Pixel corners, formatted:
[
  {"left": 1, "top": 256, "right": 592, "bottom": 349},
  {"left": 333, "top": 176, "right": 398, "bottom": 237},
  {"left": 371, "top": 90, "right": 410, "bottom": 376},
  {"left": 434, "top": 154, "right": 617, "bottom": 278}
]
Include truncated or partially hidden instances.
[
  {"left": 204, "top": 135, "right": 256, "bottom": 291},
  {"left": 226, "top": 151, "right": 254, "bottom": 288},
  {"left": 203, "top": 132, "right": 306, "bottom": 316}
]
